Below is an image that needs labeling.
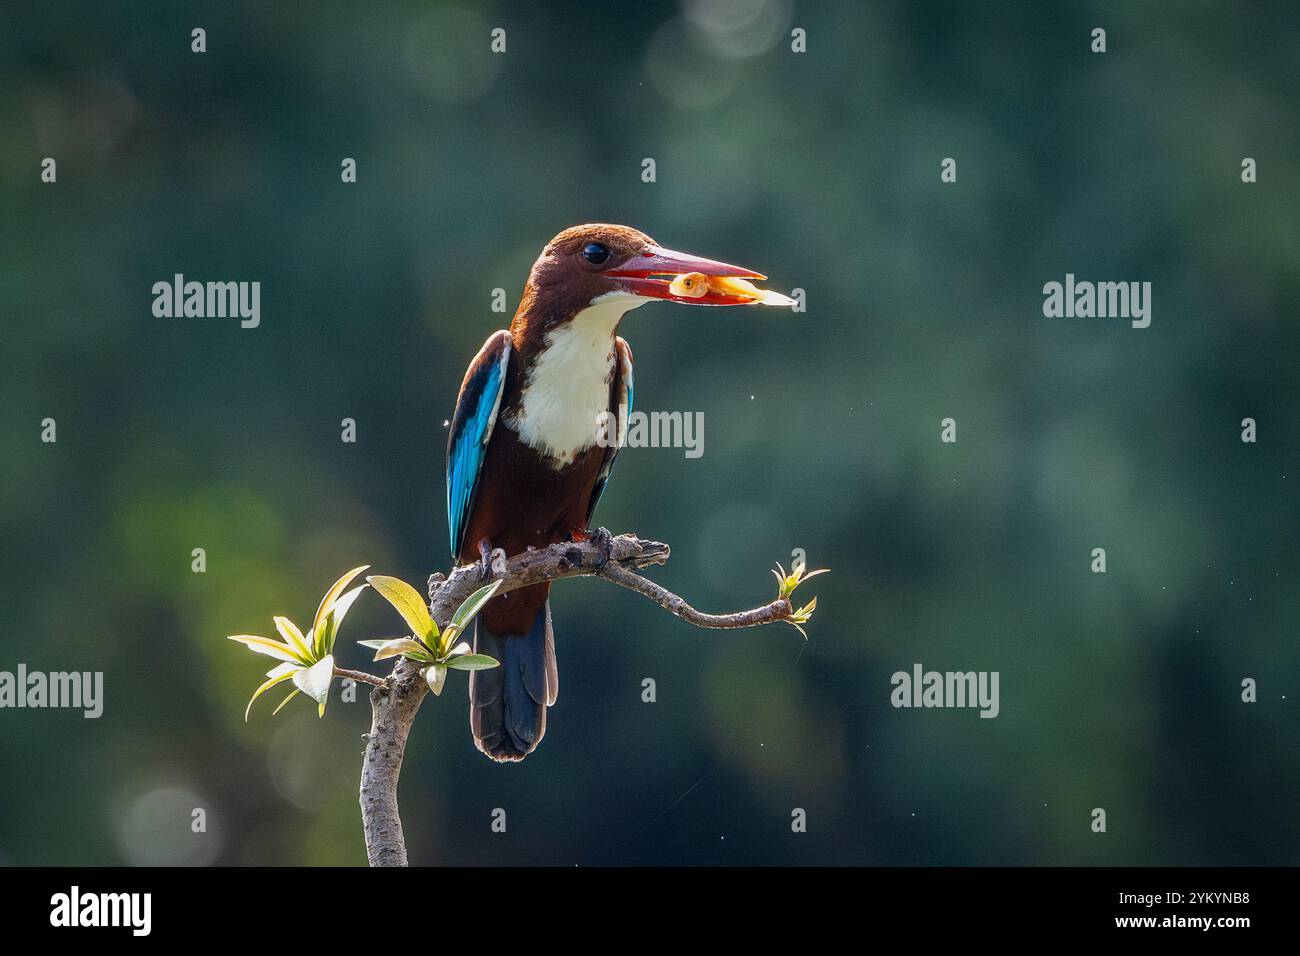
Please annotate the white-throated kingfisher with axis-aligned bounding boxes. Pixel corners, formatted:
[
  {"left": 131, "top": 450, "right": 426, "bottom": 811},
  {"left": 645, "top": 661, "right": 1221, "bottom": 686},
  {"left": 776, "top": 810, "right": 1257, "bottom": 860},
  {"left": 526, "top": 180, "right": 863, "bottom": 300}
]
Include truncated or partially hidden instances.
[{"left": 446, "top": 224, "right": 787, "bottom": 761}]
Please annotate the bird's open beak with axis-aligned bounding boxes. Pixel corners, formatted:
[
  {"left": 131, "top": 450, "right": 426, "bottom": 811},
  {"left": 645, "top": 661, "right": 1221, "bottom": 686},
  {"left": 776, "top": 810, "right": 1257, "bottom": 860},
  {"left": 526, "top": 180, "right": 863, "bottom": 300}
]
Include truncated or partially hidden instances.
[{"left": 608, "top": 245, "right": 781, "bottom": 306}]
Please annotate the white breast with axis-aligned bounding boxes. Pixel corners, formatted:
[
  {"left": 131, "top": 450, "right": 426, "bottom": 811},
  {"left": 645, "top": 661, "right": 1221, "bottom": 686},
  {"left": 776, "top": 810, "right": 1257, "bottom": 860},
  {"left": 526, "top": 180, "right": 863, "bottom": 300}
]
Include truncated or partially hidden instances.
[{"left": 508, "top": 292, "right": 644, "bottom": 467}]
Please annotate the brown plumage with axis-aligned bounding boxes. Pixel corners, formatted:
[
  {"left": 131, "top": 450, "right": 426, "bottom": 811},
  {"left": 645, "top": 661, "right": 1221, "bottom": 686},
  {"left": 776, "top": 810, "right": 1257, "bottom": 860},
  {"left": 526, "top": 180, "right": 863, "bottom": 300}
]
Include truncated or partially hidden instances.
[{"left": 507, "top": 224, "right": 655, "bottom": 357}]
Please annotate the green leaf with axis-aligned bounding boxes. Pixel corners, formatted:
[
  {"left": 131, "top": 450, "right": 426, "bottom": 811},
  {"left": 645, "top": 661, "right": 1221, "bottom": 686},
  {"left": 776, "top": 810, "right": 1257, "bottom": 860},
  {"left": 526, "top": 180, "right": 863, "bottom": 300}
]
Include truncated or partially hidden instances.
[
  {"left": 438, "top": 624, "right": 462, "bottom": 653},
  {"left": 367, "top": 575, "right": 437, "bottom": 643},
  {"left": 271, "top": 687, "right": 300, "bottom": 716},
  {"left": 372, "top": 638, "right": 432, "bottom": 662},
  {"left": 314, "top": 584, "right": 367, "bottom": 657},
  {"left": 447, "top": 641, "right": 472, "bottom": 657},
  {"left": 227, "top": 635, "right": 306, "bottom": 665},
  {"left": 449, "top": 580, "right": 502, "bottom": 633},
  {"left": 357, "top": 638, "right": 406, "bottom": 650},
  {"left": 292, "top": 655, "right": 335, "bottom": 718},
  {"left": 424, "top": 664, "right": 448, "bottom": 696},
  {"left": 244, "top": 665, "right": 301, "bottom": 720},
  {"left": 273, "top": 616, "right": 313, "bottom": 662},
  {"left": 439, "top": 580, "right": 501, "bottom": 654},
  {"left": 311, "top": 566, "right": 370, "bottom": 645},
  {"left": 789, "top": 596, "right": 817, "bottom": 623},
  {"left": 444, "top": 654, "right": 500, "bottom": 671},
  {"left": 265, "top": 661, "right": 299, "bottom": 679}
]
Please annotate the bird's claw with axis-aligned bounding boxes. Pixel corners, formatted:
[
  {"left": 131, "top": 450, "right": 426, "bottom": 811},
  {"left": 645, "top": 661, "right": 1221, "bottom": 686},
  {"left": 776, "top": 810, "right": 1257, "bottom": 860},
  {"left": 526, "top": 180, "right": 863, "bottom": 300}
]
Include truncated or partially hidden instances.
[
  {"left": 590, "top": 527, "right": 613, "bottom": 569},
  {"left": 476, "top": 539, "right": 507, "bottom": 581}
]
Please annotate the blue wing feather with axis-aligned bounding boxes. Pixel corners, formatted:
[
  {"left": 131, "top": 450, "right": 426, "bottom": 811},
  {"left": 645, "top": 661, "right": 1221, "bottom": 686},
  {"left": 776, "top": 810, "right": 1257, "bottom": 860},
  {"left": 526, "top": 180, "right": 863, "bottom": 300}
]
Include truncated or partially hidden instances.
[{"left": 447, "top": 331, "right": 512, "bottom": 558}]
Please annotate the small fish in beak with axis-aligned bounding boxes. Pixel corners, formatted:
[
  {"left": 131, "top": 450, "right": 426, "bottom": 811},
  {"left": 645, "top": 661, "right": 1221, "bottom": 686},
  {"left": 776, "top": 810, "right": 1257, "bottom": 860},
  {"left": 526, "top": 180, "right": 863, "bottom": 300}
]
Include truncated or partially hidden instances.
[{"left": 668, "top": 272, "right": 796, "bottom": 307}]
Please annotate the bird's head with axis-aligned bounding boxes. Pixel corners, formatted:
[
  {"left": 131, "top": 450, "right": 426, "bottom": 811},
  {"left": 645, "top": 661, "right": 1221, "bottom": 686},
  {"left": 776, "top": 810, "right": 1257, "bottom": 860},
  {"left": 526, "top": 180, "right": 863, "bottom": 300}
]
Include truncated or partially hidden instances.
[{"left": 514, "top": 223, "right": 786, "bottom": 340}]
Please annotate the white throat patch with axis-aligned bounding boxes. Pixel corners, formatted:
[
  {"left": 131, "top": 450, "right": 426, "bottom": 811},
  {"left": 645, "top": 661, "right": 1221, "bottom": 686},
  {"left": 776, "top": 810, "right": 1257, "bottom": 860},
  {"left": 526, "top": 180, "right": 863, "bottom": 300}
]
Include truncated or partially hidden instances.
[{"left": 507, "top": 291, "right": 644, "bottom": 467}]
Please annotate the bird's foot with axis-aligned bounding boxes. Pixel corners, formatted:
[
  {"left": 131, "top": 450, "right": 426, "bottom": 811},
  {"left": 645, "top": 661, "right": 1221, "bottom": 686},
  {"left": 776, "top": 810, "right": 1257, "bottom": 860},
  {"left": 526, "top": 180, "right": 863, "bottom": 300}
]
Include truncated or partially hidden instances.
[
  {"left": 476, "top": 538, "right": 506, "bottom": 581},
  {"left": 588, "top": 526, "right": 614, "bottom": 569}
]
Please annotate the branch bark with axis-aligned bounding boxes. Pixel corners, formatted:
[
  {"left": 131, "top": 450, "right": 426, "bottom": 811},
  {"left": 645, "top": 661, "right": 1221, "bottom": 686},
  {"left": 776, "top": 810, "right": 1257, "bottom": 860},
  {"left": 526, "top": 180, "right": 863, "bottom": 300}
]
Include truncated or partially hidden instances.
[
  {"left": 357, "top": 531, "right": 800, "bottom": 866},
  {"left": 334, "top": 666, "right": 387, "bottom": 688}
]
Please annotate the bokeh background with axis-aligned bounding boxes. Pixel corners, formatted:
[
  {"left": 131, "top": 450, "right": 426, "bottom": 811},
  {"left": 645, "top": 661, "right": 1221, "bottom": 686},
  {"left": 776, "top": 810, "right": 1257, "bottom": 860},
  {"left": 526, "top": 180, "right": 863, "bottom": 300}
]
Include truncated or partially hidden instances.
[{"left": 1, "top": 0, "right": 1297, "bottom": 866}]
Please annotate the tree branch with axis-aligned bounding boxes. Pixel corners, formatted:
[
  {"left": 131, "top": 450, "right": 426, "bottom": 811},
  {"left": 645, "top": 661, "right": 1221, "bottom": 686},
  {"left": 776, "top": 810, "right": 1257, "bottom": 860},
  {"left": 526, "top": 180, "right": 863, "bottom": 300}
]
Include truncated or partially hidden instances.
[
  {"left": 357, "top": 531, "right": 803, "bottom": 866},
  {"left": 595, "top": 559, "right": 793, "bottom": 628},
  {"left": 334, "top": 666, "right": 388, "bottom": 689}
]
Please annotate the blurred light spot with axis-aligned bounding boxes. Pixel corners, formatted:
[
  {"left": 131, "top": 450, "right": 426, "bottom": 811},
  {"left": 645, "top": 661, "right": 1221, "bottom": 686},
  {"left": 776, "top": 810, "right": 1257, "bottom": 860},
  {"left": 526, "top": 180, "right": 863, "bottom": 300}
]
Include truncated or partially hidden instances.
[
  {"left": 646, "top": 18, "right": 741, "bottom": 109},
  {"left": 703, "top": 643, "right": 842, "bottom": 785},
  {"left": 30, "top": 73, "right": 138, "bottom": 160},
  {"left": 267, "top": 711, "right": 353, "bottom": 810},
  {"left": 116, "top": 786, "right": 220, "bottom": 866},
  {"left": 403, "top": 7, "right": 502, "bottom": 104},
  {"left": 682, "top": 0, "right": 793, "bottom": 59}
]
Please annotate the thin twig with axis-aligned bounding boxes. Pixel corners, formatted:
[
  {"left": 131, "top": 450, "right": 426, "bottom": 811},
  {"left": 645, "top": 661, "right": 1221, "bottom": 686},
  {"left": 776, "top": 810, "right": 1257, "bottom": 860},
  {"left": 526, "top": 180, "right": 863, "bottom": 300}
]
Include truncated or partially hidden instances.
[
  {"left": 596, "top": 559, "right": 794, "bottom": 628},
  {"left": 333, "top": 666, "right": 388, "bottom": 689}
]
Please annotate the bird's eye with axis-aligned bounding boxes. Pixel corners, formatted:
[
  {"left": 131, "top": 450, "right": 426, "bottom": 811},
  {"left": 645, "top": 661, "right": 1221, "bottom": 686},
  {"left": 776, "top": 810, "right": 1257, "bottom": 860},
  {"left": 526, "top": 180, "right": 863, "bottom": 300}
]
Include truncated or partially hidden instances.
[{"left": 582, "top": 242, "right": 611, "bottom": 265}]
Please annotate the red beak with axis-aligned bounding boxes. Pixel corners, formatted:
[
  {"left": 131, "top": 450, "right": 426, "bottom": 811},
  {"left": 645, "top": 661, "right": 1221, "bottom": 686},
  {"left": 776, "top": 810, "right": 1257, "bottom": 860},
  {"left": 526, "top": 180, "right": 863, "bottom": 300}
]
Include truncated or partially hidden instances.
[{"left": 607, "top": 245, "right": 767, "bottom": 305}]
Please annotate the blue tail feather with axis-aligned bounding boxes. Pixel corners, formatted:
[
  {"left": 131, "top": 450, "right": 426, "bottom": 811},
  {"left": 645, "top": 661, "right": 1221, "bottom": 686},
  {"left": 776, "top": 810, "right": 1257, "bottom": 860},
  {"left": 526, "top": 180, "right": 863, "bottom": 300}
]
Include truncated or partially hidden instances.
[{"left": 469, "top": 600, "right": 556, "bottom": 761}]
